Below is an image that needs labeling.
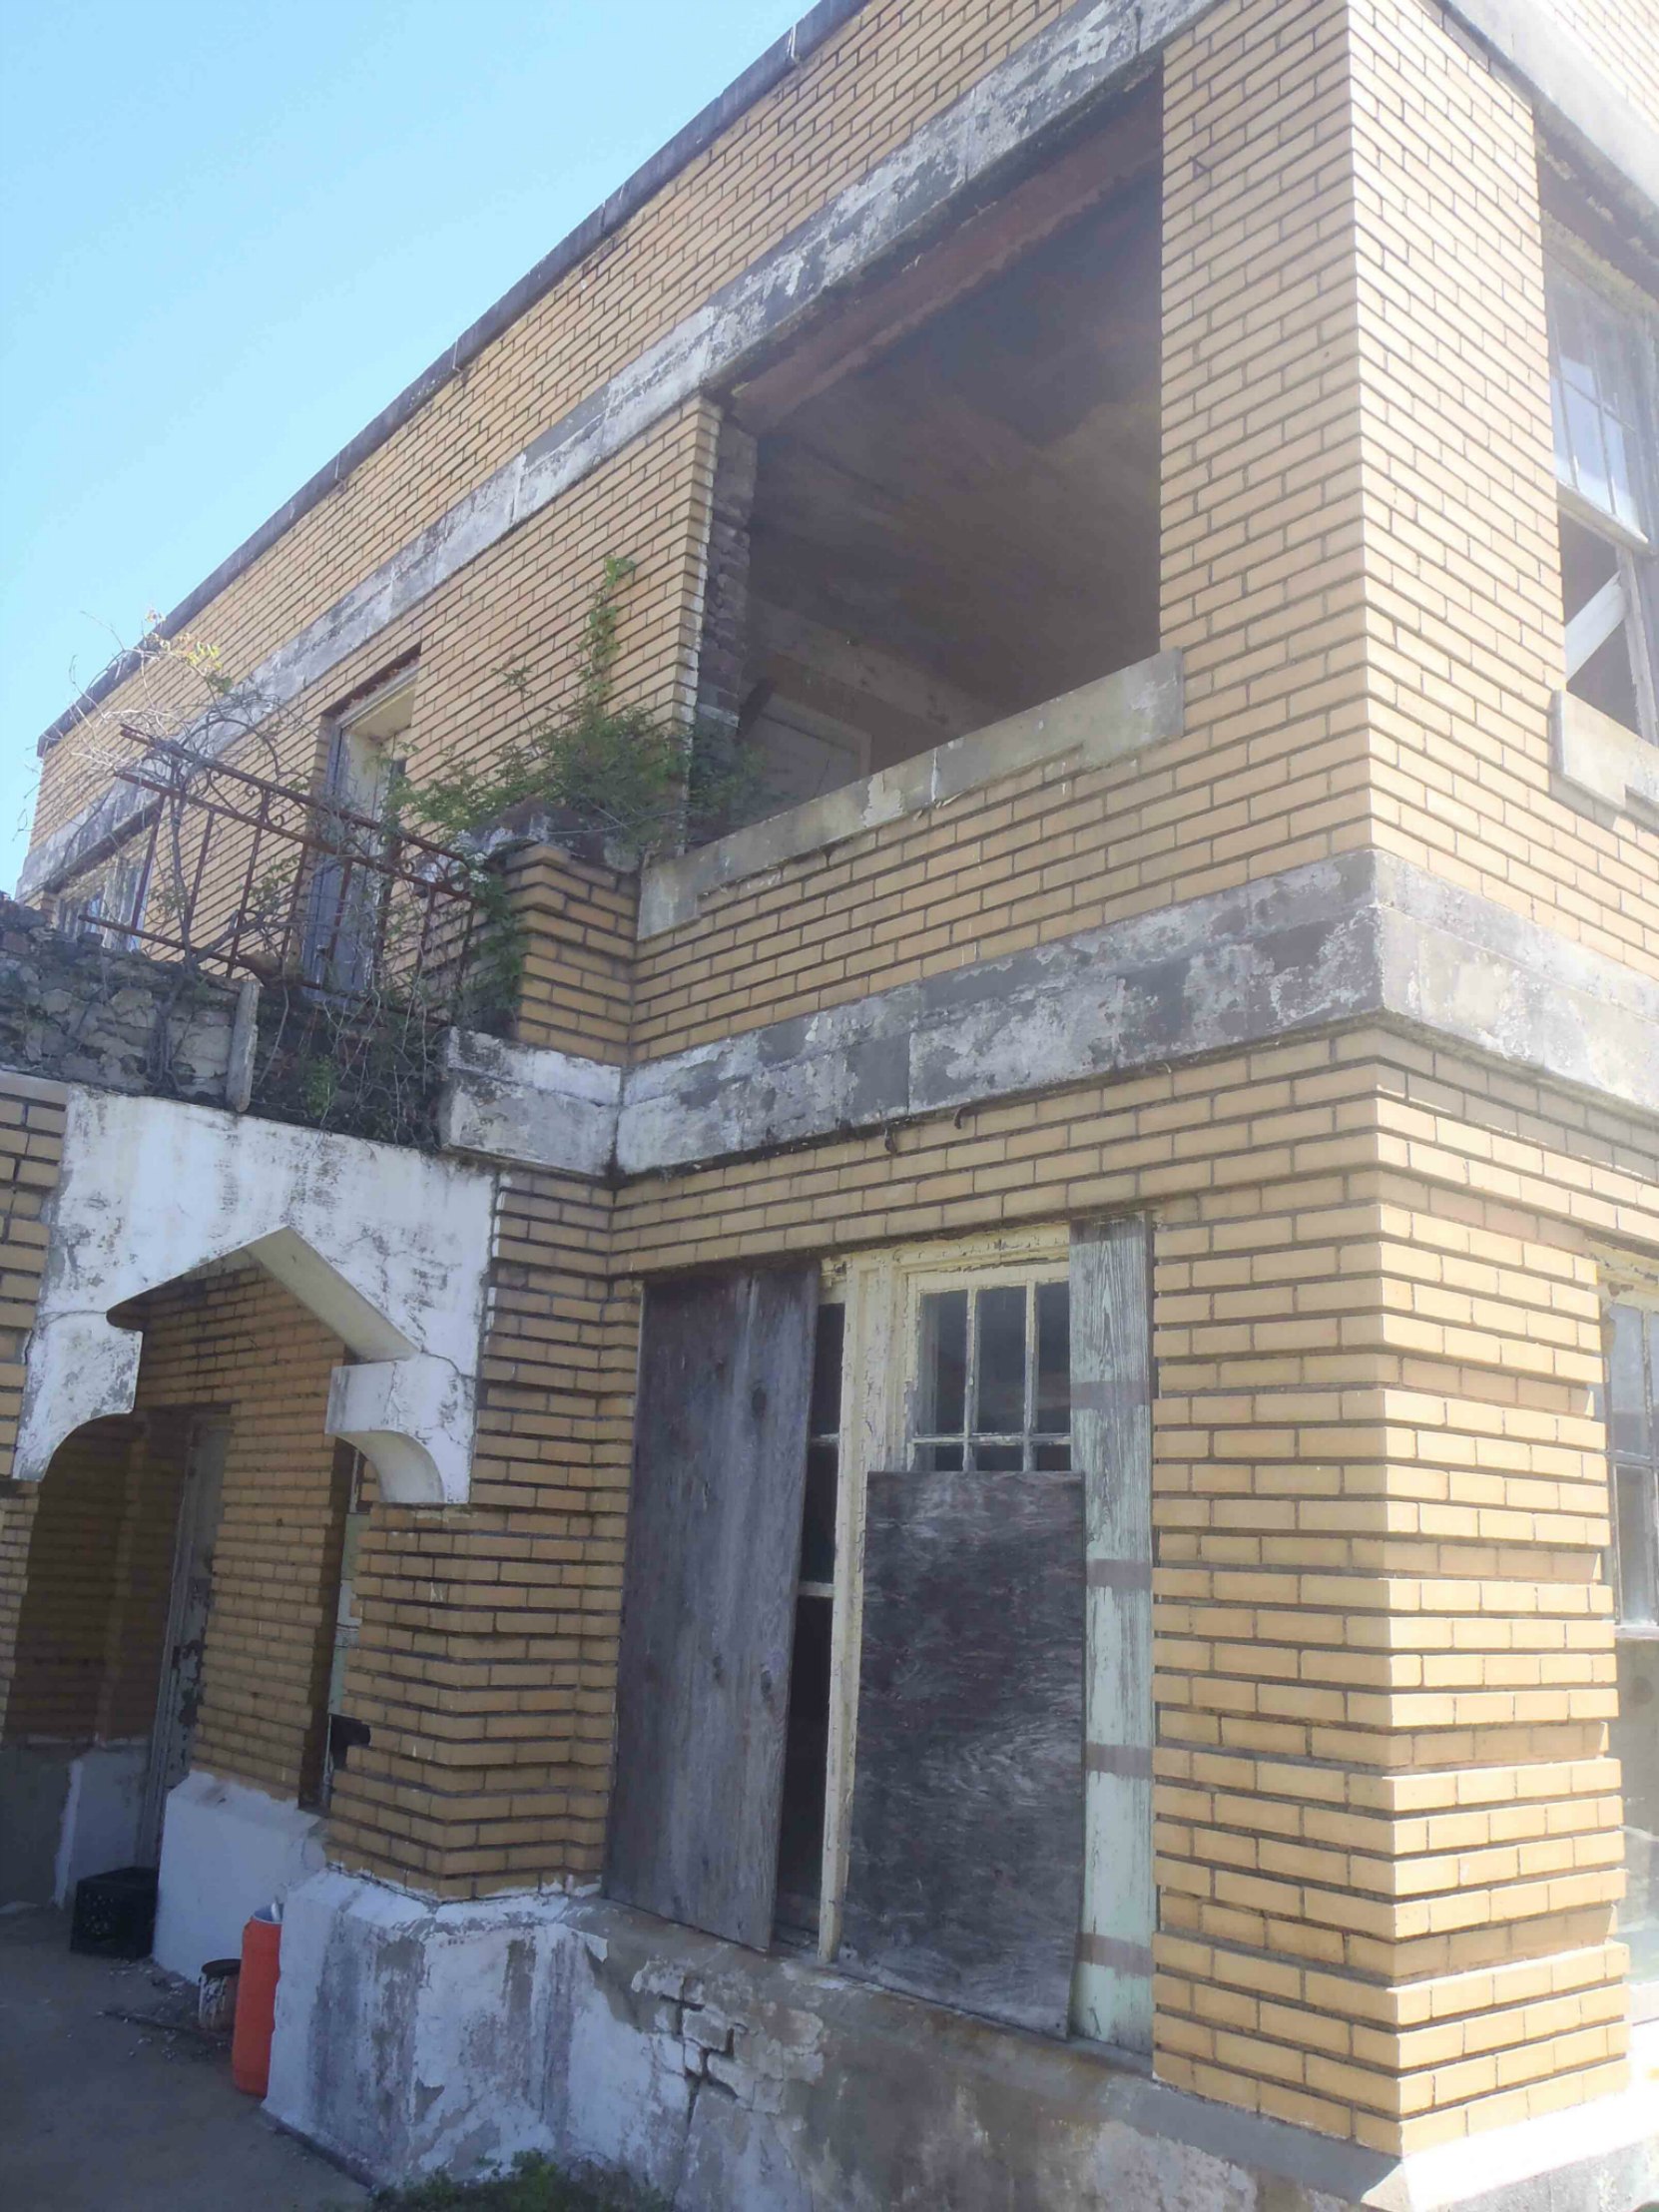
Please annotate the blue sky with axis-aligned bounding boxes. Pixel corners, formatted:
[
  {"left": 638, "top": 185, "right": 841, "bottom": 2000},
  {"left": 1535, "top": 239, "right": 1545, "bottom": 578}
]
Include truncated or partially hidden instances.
[{"left": 0, "top": 0, "right": 812, "bottom": 887}]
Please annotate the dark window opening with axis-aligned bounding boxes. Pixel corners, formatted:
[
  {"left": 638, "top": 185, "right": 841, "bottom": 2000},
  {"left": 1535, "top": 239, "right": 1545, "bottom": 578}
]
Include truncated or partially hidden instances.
[
  {"left": 772, "top": 1299, "right": 845, "bottom": 1945},
  {"left": 912, "top": 1279, "right": 1071, "bottom": 1473},
  {"left": 1561, "top": 512, "right": 1645, "bottom": 735},
  {"left": 699, "top": 90, "right": 1162, "bottom": 832}
]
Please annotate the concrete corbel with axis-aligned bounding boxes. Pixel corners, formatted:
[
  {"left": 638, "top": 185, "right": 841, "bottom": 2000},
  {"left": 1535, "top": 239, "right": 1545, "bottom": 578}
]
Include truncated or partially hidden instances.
[
  {"left": 325, "top": 1357, "right": 476, "bottom": 1506},
  {"left": 13, "top": 1314, "right": 144, "bottom": 1484}
]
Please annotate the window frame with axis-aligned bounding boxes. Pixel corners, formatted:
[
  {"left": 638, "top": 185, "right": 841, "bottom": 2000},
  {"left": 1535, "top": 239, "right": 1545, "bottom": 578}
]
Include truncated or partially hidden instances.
[
  {"left": 1598, "top": 1287, "right": 1659, "bottom": 2016},
  {"left": 54, "top": 835, "right": 153, "bottom": 953},
  {"left": 1547, "top": 254, "right": 1659, "bottom": 750},
  {"left": 812, "top": 1226, "right": 1070, "bottom": 1963},
  {"left": 301, "top": 667, "right": 416, "bottom": 993},
  {"left": 1605, "top": 1296, "right": 1659, "bottom": 1640}
]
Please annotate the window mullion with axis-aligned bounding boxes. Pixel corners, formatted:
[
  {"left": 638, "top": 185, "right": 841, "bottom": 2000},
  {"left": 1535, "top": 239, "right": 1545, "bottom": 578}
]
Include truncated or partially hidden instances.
[
  {"left": 1565, "top": 567, "right": 1629, "bottom": 677},
  {"left": 1616, "top": 545, "right": 1659, "bottom": 747},
  {"left": 1023, "top": 1281, "right": 1038, "bottom": 1471},
  {"left": 964, "top": 1290, "right": 980, "bottom": 1472}
]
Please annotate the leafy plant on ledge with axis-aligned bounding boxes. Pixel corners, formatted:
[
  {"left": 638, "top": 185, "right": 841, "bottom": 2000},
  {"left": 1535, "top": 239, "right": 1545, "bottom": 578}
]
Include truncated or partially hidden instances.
[{"left": 389, "top": 555, "right": 757, "bottom": 864}]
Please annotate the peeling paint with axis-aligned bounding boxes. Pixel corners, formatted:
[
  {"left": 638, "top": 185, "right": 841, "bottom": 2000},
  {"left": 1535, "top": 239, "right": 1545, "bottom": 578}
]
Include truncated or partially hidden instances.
[
  {"left": 267, "top": 1871, "right": 1659, "bottom": 2211},
  {"left": 16, "top": 1089, "right": 496, "bottom": 1502}
]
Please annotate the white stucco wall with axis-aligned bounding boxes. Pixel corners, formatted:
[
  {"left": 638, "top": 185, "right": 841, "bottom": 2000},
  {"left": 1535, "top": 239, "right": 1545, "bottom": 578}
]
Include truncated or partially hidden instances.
[
  {"left": 153, "top": 1770, "right": 325, "bottom": 1979},
  {"left": 53, "top": 1741, "right": 149, "bottom": 1905}
]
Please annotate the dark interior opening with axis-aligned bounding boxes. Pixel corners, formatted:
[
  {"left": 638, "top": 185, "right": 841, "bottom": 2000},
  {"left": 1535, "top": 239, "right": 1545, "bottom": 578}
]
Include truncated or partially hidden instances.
[
  {"left": 773, "top": 1301, "right": 844, "bottom": 1946},
  {"left": 698, "top": 92, "right": 1163, "bottom": 831},
  {"left": 1561, "top": 511, "right": 1643, "bottom": 735}
]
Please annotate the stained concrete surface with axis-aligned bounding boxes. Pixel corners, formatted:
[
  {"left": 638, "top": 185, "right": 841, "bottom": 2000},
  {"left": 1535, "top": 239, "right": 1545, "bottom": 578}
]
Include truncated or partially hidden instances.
[{"left": 0, "top": 1904, "right": 366, "bottom": 2212}]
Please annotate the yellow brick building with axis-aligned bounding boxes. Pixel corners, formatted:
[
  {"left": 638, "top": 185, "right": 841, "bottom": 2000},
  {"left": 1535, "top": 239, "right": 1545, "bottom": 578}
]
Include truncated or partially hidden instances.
[{"left": 3, "top": 0, "right": 1657, "bottom": 2203}]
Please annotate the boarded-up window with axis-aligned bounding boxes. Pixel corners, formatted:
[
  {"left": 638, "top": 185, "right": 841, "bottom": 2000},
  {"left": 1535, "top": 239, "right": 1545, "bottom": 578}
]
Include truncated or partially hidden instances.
[
  {"left": 605, "top": 1266, "right": 818, "bottom": 1949},
  {"left": 840, "top": 1461, "right": 1085, "bottom": 2033},
  {"left": 840, "top": 1270, "right": 1085, "bottom": 2034}
]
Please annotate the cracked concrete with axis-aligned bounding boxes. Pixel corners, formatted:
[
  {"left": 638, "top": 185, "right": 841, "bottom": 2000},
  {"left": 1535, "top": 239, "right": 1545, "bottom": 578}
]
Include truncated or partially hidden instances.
[{"left": 266, "top": 1872, "right": 1659, "bottom": 2212}]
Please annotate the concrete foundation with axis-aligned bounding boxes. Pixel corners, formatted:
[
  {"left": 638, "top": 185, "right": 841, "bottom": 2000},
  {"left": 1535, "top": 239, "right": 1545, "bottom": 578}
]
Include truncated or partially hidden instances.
[
  {"left": 267, "top": 1871, "right": 1659, "bottom": 2212},
  {"left": 153, "top": 1770, "right": 323, "bottom": 1979},
  {"left": 0, "top": 1740, "right": 148, "bottom": 1907}
]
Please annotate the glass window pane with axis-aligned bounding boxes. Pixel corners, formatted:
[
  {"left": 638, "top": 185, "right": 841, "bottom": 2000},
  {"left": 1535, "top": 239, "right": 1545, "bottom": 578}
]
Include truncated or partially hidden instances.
[
  {"left": 1566, "top": 385, "right": 1613, "bottom": 513},
  {"left": 1609, "top": 1305, "right": 1651, "bottom": 1459},
  {"left": 1616, "top": 1465, "right": 1659, "bottom": 1627},
  {"left": 975, "top": 1442, "right": 1022, "bottom": 1472},
  {"left": 1552, "top": 376, "right": 1574, "bottom": 481},
  {"left": 801, "top": 1443, "right": 837, "bottom": 1584},
  {"left": 917, "top": 1290, "right": 967, "bottom": 1436},
  {"left": 1602, "top": 414, "right": 1640, "bottom": 533},
  {"left": 1549, "top": 277, "right": 1651, "bottom": 533},
  {"left": 1035, "top": 1280, "right": 1071, "bottom": 1434},
  {"left": 810, "top": 1303, "right": 844, "bottom": 1437},
  {"left": 1033, "top": 1440, "right": 1071, "bottom": 1471},
  {"left": 914, "top": 1439, "right": 964, "bottom": 1473},
  {"left": 974, "top": 1286, "right": 1027, "bottom": 1435}
]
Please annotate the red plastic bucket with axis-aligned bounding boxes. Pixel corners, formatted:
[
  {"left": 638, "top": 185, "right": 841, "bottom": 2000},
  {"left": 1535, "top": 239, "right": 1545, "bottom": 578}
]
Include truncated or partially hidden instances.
[{"left": 231, "top": 1913, "right": 280, "bottom": 2096}]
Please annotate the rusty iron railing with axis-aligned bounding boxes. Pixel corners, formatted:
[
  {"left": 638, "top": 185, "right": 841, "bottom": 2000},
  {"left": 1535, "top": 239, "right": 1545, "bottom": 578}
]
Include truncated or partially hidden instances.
[{"left": 57, "top": 727, "right": 487, "bottom": 1017}]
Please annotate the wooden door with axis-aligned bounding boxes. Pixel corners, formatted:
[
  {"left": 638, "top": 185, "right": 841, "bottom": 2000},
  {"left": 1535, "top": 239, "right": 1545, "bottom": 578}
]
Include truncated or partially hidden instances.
[{"left": 138, "top": 1417, "right": 230, "bottom": 1863}]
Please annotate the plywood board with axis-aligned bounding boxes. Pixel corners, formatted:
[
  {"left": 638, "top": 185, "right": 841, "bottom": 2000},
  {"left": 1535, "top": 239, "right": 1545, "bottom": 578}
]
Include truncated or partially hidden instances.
[{"left": 841, "top": 1463, "right": 1085, "bottom": 2035}]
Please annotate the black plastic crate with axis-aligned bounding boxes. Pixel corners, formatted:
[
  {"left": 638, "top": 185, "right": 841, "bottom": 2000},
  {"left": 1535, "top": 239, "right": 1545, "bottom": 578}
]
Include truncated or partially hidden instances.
[{"left": 70, "top": 1866, "right": 158, "bottom": 1958}]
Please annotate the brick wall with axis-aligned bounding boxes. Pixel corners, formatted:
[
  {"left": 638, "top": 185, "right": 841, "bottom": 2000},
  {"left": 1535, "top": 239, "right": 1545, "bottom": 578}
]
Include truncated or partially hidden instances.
[
  {"left": 124, "top": 1269, "right": 347, "bottom": 1804},
  {"left": 2, "top": 1420, "right": 145, "bottom": 1742},
  {"left": 1, "top": 1259, "right": 348, "bottom": 1801},
  {"left": 0, "top": 1072, "right": 63, "bottom": 1739},
  {"left": 597, "top": 1025, "right": 1642, "bottom": 2152},
  {"left": 628, "top": 0, "right": 1382, "bottom": 1061},
  {"left": 33, "top": 397, "right": 715, "bottom": 964},
  {"left": 502, "top": 845, "right": 638, "bottom": 1063},
  {"left": 1543, "top": 0, "right": 1659, "bottom": 127},
  {"left": 326, "top": 1168, "right": 632, "bottom": 1891}
]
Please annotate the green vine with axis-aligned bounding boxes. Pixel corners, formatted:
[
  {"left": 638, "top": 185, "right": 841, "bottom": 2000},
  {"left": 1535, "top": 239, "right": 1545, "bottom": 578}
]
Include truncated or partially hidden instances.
[{"left": 388, "top": 556, "right": 756, "bottom": 862}]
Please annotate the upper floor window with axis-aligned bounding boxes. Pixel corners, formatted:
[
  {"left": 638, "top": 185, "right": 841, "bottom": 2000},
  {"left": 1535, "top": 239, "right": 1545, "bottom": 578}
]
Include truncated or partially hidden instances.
[
  {"left": 1552, "top": 279, "right": 1648, "bottom": 536},
  {"left": 55, "top": 836, "right": 151, "bottom": 953},
  {"left": 1547, "top": 268, "right": 1659, "bottom": 745},
  {"left": 302, "top": 668, "right": 415, "bottom": 994}
]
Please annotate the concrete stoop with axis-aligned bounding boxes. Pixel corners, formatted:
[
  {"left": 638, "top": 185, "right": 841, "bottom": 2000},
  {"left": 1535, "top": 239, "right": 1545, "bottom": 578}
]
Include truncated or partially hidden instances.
[{"left": 266, "top": 1871, "right": 1659, "bottom": 2212}]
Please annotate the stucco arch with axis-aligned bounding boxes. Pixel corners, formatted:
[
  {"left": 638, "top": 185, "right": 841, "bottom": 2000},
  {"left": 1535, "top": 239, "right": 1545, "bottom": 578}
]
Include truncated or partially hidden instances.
[{"left": 16, "top": 1090, "right": 496, "bottom": 1504}]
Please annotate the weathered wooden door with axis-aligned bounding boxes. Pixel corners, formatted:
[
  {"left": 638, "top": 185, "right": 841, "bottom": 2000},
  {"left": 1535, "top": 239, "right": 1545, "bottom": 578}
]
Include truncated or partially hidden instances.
[
  {"left": 138, "top": 1417, "right": 230, "bottom": 1863},
  {"left": 605, "top": 1266, "right": 818, "bottom": 1949}
]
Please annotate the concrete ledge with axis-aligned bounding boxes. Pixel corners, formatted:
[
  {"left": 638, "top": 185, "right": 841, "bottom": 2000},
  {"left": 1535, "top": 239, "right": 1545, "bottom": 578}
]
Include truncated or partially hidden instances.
[
  {"left": 267, "top": 1869, "right": 1659, "bottom": 2208},
  {"left": 436, "top": 1028, "right": 621, "bottom": 1176},
  {"left": 638, "top": 652, "right": 1184, "bottom": 939},
  {"left": 154, "top": 1770, "right": 323, "bottom": 1979},
  {"left": 440, "top": 848, "right": 1659, "bottom": 1182},
  {"left": 1553, "top": 689, "right": 1659, "bottom": 820},
  {"left": 1445, "top": 0, "right": 1659, "bottom": 229}
]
